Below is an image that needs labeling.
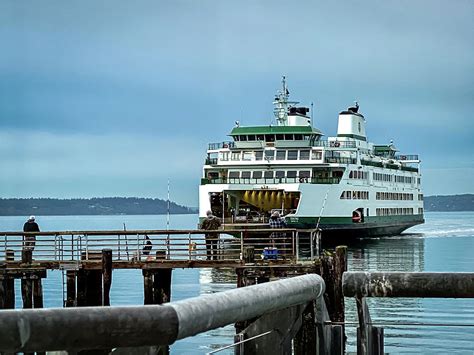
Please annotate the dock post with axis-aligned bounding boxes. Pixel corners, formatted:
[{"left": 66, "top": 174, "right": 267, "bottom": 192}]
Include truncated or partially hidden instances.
[
  {"left": 102, "top": 249, "right": 112, "bottom": 306},
  {"left": 334, "top": 245, "right": 347, "bottom": 348},
  {"left": 143, "top": 270, "right": 154, "bottom": 305},
  {"left": 21, "top": 278, "right": 33, "bottom": 309},
  {"left": 2, "top": 278, "right": 15, "bottom": 309},
  {"left": 33, "top": 278, "right": 44, "bottom": 308},
  {"left": 86, "top": 270, "right": 103, "bottom": 306},
  {"left": 76, "top": 269, "right": 86, "bottom": 306},
  {"left": 66, "top": 270, "right": 76, "bottom": 307},
  {"left": 153, "top": 269, "right": 172, "bottom": 304}
]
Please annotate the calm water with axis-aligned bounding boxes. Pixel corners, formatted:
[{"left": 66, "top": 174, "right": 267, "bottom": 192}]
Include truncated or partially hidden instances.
[{"left": 1, "top": 212, "right": 473, "bottom": 354}]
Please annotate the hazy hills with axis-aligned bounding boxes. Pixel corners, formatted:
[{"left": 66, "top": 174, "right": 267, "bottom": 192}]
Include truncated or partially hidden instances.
[
  {"left": 0, "top": 197, "right": 196, "bottom": 216},
  {"left": 424, "top": 194, "right": 474, "bottom": 212}
]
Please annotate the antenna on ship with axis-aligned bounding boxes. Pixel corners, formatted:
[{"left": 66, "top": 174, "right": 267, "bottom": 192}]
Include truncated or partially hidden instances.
[{"left": 311, "top": 102, "right": 314, "bottom": 127}]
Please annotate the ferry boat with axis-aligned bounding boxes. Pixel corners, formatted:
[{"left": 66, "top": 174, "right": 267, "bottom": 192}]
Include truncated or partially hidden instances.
[{"left": 199, "top": 77, "right": 424, "bottom": 238}]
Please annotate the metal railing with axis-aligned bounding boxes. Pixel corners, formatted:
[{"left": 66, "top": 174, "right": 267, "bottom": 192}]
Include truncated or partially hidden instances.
[
  {"left": 208, "top": 141, "right": 235, "bottom": 150},
  {"left": 0, "top": 274, "right": 332, "bottom": 353},
  {"left": 342, "top": 272, "right": 474, "bottom": 355},
  {"left": 312, "top": 140, "right": 357, "bottom": 148},
  {"left": 201, "top": 177, "right": 341, "bottom": 185},
  {"left": 394, "top": 154, "right": 419, "bottom": 161},
  {"left": 1, "top": 228, "right": 320, "bottom": 263}
]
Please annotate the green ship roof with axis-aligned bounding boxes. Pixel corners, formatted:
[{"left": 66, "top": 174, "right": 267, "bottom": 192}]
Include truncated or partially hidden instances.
[{"left": 229, "top": 125, "right": 322, "bottom": 136}]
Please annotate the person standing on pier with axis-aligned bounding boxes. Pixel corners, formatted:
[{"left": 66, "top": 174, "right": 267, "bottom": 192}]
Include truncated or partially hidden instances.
[
  {"left": 23, "top": 215, "right": 40, "bottom": 252},
  {"left": 201, "top": 210, "right": 221, "bottom": 260},
  {"left": 269, "top": 211, "right": 286, "bottom": 251}
]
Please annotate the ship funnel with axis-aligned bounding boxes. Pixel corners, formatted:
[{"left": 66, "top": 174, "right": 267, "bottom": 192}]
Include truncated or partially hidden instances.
[{"left": 337, "top": 102, "right": 366, "bottom": 141}]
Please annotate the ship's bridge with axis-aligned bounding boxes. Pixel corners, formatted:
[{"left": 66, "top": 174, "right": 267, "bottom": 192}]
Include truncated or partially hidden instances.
[{"left": 229, "top": 125, "right": 323, "bottom": 149}]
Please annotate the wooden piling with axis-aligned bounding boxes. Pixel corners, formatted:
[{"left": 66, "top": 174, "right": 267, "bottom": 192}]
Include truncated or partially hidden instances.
[
  {"left": 86, "top": 270, "right": 103, "bottom": 306},
  {"left": 21, "top": 278, "right": 33, "bottom": 309},
  {"left": 33, "top": 278, "right": 44, "bottom": 308},
  {"left": 102, "top": 249, "right": 112, "bottom": 306},
  {"left": 4, "top": 278, "right": 15, "bottom": 309},
  {"left": 334, "top": 246, "right": 347, "bottom": 324},
  {"left": 66, "top": 270, "right": 76, "bottom": 307},
  {"left": 143, "top": 270, "right": 154, "bottom": 305},
  {"left": 76, "top": 269, "right": 87, "bottom": 306},
  {"left": 153, "top": 269, "right": 172, "bottom": 304}
]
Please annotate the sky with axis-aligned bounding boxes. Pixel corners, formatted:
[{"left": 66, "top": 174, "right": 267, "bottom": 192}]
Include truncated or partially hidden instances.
[{"left": 1, "top": 0, "right": 473, "bottom": 206}]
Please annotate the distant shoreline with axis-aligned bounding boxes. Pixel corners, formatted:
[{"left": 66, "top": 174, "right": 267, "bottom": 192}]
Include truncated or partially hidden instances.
[
  {"left": 0, "top": 197, "right": 197, "bottom": 216},
  {"left": 0, "top": 195, "right": 472, "bottom": 216}
]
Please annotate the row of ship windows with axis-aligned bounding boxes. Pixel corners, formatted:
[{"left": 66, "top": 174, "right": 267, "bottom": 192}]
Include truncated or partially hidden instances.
[
  {"left": 220, "top": 150, "right": 322, "bottom": 161},
  {"left": 227, "top": 170, "right": 312, "bottom": 179},
  {"left": 349, "top": 171, "right": 369, "bottom": 180},
  {"left": 234, "top": 134, "right": 314, "bottom": 142},
  {"left": 373, "top": 172, "right": 414, "bottom": 184},
  {"left": 376, "top": 192, "right": 414, "bottom": 200},
  {"left": 376, "top": 208, "right": 424, "bottom": 216},
  {"left": 340, "top": 191, "right": 423, "bottom": 201},
  {"left": 340, "top": 191, "right": 369, "bottom": 200}
]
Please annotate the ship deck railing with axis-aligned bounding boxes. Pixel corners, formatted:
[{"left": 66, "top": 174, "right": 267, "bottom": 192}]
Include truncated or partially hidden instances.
[
  {"left": 1, "top": 228, "right": 321, "bottom": 266},
  {"left": 201, "top": 176, "right": 341, "bottom": 185}
]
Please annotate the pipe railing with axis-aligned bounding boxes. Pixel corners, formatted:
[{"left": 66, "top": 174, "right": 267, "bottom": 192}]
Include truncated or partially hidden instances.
[
  {"left": 0, "top": 274, "right": 326, "bottom": 353},
  {"left": 1, "top": 228, "right": 319, "bottom": 263}
]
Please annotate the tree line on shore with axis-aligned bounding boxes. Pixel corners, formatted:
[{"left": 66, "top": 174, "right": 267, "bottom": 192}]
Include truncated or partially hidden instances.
[{"left": 0, "top": 197, "right": 196, "bottom": 216}]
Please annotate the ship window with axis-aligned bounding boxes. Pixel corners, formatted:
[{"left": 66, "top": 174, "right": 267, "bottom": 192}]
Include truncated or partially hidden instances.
[
  {"left": 241, "top": 171, "right": 251, "bottom": 179},
  {"left": 300, "top": 150, "right": 310, "bottom": 160},
  {"left": 248, "top": 135, "right": 256, "bottom": 141},
  {"left": 303, "top": 135, "right": 311, "bottom": 140},
  {"left": 231, "top": 152, "right": 241, "bottom": 161},
  {"left": 239, "top": 135, "right": 247, "bottom": 141},
  {"left": 299, "top": 170, "right": 311, "bottom": 178},
  {"left": 284, "top": 134, "right": 293, "bottom": 140},
  {"left": 253, "top": 171, "right": 262, "bottom": 179},
  {"left": 276, "top": 134, "right": 284, "bottom": 140},
  {"left": 294, "top": 134, "right": 303, "bottom": 140},
  {"left": 349, "top": 171, "right": 353, "bottom": 178},
  {"left": 264, "top": 171, "right": 274, "bottom": 179},
  {"left": 242, "top": 152, "right": 253, "bottom": 161},
  {"left": 255, "top": 151, "right": 263, "bottom": 160},
  {"left": 275, "top": 170, "right": 285, "bottom": 178},
  {"left": 264, "top": 150, "right": 275, "bottom": 160},
  {"left": 220, "top": 152, "right": 229, "bottom": 161},
  {"left": 287, "top": 170, "right": 297, "bottom": 178},
  {"left": 288, "top": 150, "right": 298, "bottom": 160},
  {"left": 311, "top": 150, "right": 322, "bottom": 160},
  {"left": 229, "top": 171, "right": 240, "bottom": 178},
  {"left": 276, "top": 150, "right": 286, "bottom": 160},
  {"left": 256, "top": 135, "right": 264, "bottom": 141},
  {"left": 265, "top": 134, "right": 275, "bottom": 142}
]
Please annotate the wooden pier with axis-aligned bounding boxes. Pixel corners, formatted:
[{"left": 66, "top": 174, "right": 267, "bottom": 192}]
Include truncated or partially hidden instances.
[
  {"left": 1, "top": 228, "right": 473, "bottom": 354},
  {"left": 0, "top": 228, "right": 348, "bottom": 354}
]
